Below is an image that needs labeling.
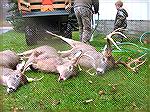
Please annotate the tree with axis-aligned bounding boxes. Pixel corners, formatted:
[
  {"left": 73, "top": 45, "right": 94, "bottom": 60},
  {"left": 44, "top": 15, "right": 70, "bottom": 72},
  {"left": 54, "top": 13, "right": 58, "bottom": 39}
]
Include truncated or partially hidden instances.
[{"left": 7, "top": 0, "right": 25, "bottom": 32}]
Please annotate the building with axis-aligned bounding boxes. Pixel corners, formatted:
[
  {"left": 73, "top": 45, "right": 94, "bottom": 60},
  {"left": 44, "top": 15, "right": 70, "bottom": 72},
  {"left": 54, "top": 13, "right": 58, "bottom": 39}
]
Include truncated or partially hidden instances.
[{"left": 94, "top": 0, "right": 150, "bottom": 34}]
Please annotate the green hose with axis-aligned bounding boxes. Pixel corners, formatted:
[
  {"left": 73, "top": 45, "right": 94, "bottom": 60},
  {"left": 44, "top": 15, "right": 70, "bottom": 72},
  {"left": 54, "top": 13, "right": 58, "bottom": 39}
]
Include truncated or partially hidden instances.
[
  {"left": 139, "top": 31, "right": 150, "bottom": 44},
  {"left": 112, "top": 42, "right": 150, "bottom": 54}
]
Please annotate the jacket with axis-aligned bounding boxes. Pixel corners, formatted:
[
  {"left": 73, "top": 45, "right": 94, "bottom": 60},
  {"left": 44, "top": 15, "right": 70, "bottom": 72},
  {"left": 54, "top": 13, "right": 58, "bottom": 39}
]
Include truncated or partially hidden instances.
[
  {"left": 74, "top": 0, "right": 99, "bottom": 13},
  {"left": 114, "top": 7, "right": 128, "bottom": 29}
]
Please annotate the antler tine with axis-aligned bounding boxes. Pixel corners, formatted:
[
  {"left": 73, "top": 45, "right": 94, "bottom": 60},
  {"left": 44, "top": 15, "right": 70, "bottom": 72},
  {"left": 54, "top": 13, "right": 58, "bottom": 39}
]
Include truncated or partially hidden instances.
[
  {"left": 133, "top": 58, "right": 147, "bottom": 71},
  {"left": 128, "top": 53, "right": 147, "bottom": 64},
  {"left": 105, "top": 30, "right": 128, "bottom": 50},
  {"left": 116, "top": 53, "right": 147, "bottom": 72},
  {"left": 113, "top": 27, "right": 128, "bottom": 32},
  {"left": 128, "top": 53, "right": 147, "bottom": 72},
  {"left": 27, "top": 76, "right": 44, "bottom": 82},
  {"left": 113, "top": 32, "right": 128, "bottom": 38},
  {"left": 105, "top": 33, "right": 121, "bottom": 50}
]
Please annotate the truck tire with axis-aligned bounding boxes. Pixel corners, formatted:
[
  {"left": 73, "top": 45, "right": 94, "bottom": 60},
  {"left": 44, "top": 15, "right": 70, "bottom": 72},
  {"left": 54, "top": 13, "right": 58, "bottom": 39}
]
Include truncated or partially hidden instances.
[{"left": 25, "top": 26, "right": 37, "bottom": 46}]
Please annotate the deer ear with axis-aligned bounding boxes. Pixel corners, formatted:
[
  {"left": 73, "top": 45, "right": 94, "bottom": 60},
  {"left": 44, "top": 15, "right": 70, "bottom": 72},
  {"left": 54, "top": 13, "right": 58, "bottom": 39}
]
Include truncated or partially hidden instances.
[
  {"left": 16, "top": 60, "right": 26, "bottom": 71},
  {"left": 20, "top": 75, "right": 28, "bottom": 85},
  {"left": 33, "top": 51, "right": 42, "bottom": 57},
  {"left": 102, "top": 45, "right": 107, "bottom": 55},
  {"left": 21, "top": 62, "right": 33, "bottom": 74},
  {"left": 71, "top": 50, "right": 82, "bottom": 65}
]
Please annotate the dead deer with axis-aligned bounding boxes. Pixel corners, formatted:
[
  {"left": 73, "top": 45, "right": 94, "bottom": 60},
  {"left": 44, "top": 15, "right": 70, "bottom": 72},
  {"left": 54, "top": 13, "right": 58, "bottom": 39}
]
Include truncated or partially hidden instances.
[
  {"left": 46, "top": 30, "right": 120, "bottom": 74},
  {"left": 18, "top": 45, "right": 58, "bottom": 71},
  {"left": 19, "top": 45, "right": 83, "bottom": 81},
  {"left": 0, "top": 50, "right": 28, "bottom": 93},
  {"left": 0, "top": 50, "right": 43, "bottom": 93},
  {"left": 46, "top": 28, "right": 146, "bottom": 74}
]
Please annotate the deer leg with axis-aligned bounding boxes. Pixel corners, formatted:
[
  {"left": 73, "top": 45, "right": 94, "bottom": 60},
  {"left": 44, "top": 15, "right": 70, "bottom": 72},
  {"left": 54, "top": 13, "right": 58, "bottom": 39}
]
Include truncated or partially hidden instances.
[
  {"left": 27, "top": 76, "right": 44, "bottom": 82},
  {"left": 58, "top": 50, "right": 72, "bottom": 58},
  {"left": 18, "top": 49, "right": 34, "bottom": 57},
  {"left": 58, "top": 49, "right": 72, "bottom": 54}
]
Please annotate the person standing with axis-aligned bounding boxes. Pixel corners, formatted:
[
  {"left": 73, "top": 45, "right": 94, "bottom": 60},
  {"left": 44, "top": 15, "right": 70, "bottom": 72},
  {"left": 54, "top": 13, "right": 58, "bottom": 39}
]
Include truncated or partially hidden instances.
[
  {"left": 114, "top": 0, "right": 128, "bottom": 42},
  {"left": 74, "top": 0, "right": 99, "bottom": 43}
]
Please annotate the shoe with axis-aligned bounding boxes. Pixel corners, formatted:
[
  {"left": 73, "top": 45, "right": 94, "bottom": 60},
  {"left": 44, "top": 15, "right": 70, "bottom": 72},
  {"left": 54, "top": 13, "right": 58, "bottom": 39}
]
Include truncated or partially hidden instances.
[{"left": 85, "top": 41, "right": 91, "bottom": 45}]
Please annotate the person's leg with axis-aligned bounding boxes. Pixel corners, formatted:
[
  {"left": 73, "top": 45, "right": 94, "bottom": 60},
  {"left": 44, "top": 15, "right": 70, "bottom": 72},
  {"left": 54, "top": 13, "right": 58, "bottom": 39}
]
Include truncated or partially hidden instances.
[
  {"left": 74, "top": 7, "right": 83, "bottom": 41},
  {"left": 81, "top": 7, "right": 92, "bottom": 43}
]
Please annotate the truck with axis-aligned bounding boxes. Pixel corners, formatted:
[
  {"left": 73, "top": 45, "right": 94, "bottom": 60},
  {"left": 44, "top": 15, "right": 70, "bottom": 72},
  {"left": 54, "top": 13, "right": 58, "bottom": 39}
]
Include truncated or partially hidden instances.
[{"left": 17, "top": 0, "right": 77, "bottom": 45}]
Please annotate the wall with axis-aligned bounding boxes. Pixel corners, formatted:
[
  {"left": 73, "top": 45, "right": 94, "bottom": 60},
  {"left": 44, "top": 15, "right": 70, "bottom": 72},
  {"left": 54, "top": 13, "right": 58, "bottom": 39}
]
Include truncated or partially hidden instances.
[{"left": 95, "top": 20, "right": 150, "bottom": 35}]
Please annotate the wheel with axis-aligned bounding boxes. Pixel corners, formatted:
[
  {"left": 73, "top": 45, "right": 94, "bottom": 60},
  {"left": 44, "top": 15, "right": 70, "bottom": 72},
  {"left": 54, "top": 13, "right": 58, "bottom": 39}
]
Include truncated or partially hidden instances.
[{"left": 25, "top": 26, "right": 37, "bottom": 45}]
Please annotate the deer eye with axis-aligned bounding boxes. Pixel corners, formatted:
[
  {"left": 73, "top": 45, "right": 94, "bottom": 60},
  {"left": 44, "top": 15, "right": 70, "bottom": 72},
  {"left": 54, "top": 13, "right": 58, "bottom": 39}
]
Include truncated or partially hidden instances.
[
  {"left": 102, "top": 57, "right": 106, "bottom": 62},
  {"left": 69, "top": 66, "right": 73, "bottom": 71},
  {"left": 16, "top": 75, "right": 19, "bottom": 78}
]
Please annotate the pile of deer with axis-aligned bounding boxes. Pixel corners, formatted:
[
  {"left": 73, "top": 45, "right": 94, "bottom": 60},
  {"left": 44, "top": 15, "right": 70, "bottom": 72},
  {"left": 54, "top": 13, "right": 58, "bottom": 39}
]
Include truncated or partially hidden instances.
[{"left": 0, "top": 28, "right": 147, "bottom": 93}]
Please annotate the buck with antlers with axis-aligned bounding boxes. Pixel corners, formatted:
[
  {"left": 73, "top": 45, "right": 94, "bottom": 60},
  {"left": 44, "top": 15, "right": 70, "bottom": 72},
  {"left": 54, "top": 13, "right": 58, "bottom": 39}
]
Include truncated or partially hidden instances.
[
  {"left": 46, "top": 28, "right": 147, "bottom": 75},
  {"left": 19, "top": 45, "right": 82, "bottom": 81}
]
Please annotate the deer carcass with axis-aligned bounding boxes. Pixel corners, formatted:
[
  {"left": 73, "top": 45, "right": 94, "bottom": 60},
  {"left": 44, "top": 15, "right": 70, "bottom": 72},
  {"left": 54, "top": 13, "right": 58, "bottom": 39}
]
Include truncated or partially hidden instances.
[
  {"left": 0, "top": 50, "right": 28, "bottom": 93},
  {"left": 20, "top": 45, "right": 82, "bottom": 81},
  {"left": 46, "top": 29, "right": 146, "bottom": 74},
  {"left": 18, "top": 45, "right": 58, "bottom": 71},
  {"left": 46, "top": 31, "right": 120, "bottom": 74}
]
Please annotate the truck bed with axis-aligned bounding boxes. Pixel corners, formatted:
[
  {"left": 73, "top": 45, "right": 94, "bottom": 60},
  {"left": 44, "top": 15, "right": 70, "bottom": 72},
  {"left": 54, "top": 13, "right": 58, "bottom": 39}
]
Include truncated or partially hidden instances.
[{"left": 22, "top": 10, "right": 69, "bottom": 17}]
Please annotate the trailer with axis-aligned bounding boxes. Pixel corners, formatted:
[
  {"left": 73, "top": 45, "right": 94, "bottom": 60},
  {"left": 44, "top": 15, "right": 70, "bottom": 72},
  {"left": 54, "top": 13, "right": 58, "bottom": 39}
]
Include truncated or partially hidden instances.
[{"left": 18, "top": 0, "right": 77, "bottom": 45}]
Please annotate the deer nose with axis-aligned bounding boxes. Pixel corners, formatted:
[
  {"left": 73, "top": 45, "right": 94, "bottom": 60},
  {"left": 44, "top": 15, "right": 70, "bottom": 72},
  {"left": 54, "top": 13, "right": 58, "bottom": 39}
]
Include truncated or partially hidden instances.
[
  {"left": 58, "top": 76, "right": 66, "bottom": 82},
  {"left": 7, "top": 87, "right": 16, "bottom": 93},
  {"left": 96, "top": 71, "right": 104, "bottom": 74},
  {"left": 96, "top": 68, "right": 105, "bottom": 74},
  {"left": 59, "top": 77, "right": 64, "bottom": 81}
]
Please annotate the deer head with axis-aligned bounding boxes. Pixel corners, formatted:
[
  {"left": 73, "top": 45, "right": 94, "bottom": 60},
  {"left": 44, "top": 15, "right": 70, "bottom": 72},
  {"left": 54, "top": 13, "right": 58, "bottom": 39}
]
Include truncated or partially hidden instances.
[
  {"left": 5, "top": 60, "right": 43, "bottom": 93},
  {"left": 58, "top": 50, "right": 82, "bottom": 81},
  {"left": 95, "top": 28, "right": 128, "bottom": 74},
  {"left": 2, "top": 60, "right": 28, "bottom": 93},
  {"left": 5, "top": 69, "right": 28, "bottom": 93},
  {"left": 97, "top": 28, "right": 146, "bottom": 74}
]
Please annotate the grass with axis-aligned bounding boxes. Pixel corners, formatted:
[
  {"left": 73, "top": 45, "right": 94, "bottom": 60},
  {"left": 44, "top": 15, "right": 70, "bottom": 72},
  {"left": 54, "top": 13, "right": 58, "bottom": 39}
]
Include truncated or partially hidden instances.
[{"left": 0, "top": 30, "right": 150, "bottom": 112}]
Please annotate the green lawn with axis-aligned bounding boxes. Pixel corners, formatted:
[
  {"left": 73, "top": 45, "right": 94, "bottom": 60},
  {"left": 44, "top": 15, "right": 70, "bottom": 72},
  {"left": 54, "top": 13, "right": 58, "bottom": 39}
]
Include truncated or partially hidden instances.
[{"left": 0, "top": 30, "right": 149, "bottom": 112}]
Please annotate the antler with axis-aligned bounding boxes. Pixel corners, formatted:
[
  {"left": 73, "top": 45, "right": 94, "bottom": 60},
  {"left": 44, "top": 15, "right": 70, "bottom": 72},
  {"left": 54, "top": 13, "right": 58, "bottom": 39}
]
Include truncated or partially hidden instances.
[
  {"left": 105, "top": 28, "right": 128, "bottom": 50},
  {"left": 116, "top": 53, "right": 147, "bottom": 72}
]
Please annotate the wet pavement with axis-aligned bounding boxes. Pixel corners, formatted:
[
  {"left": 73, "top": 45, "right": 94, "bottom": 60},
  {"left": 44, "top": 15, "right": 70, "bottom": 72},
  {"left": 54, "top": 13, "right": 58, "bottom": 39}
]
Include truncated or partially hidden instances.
[{"left": 0, "top": 27, "right": 13, "bottom": 34}]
